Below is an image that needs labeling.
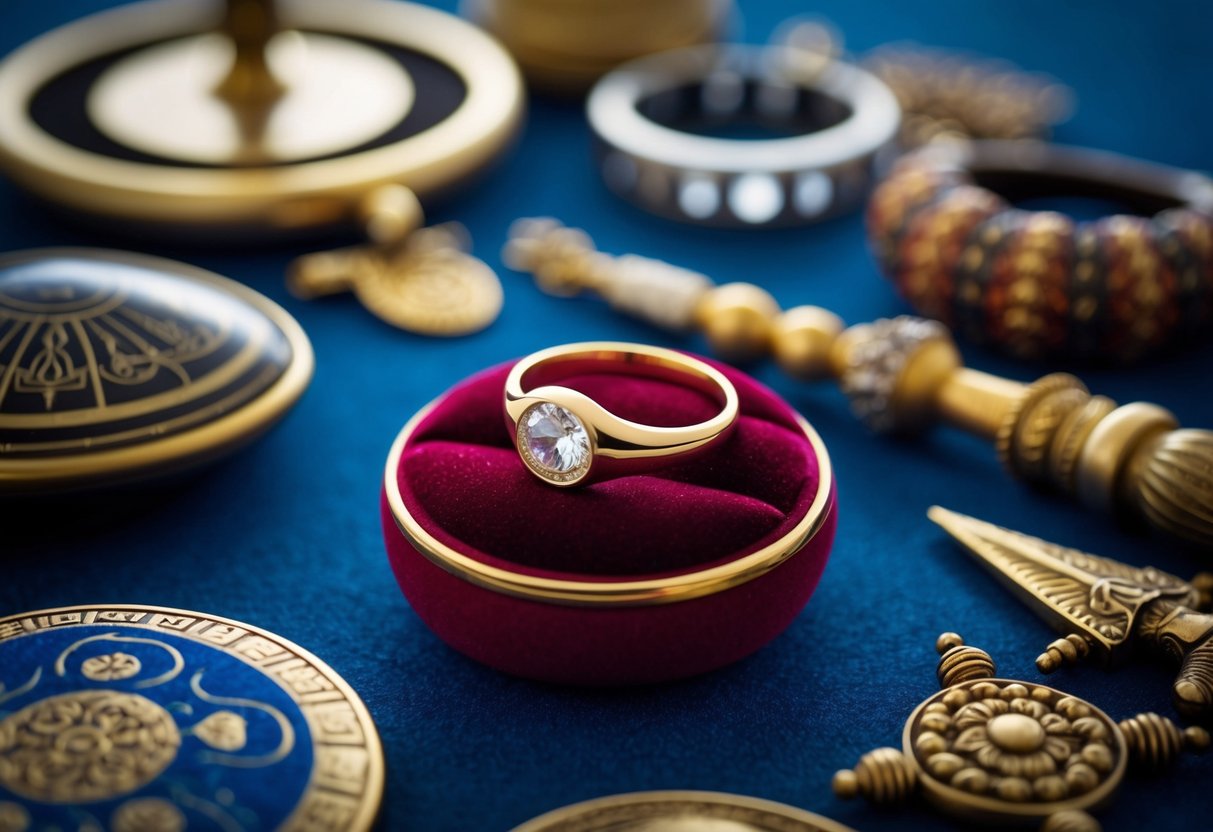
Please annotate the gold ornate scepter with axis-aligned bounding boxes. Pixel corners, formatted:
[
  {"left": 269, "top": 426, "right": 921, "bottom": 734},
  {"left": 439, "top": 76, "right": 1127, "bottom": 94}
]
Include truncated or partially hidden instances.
[
  {"left": 929, "top": 507, "right": 1213, "bottom": 721},
  {"left": 504, "top": 218, "right": 1213, "bottom": 549}
]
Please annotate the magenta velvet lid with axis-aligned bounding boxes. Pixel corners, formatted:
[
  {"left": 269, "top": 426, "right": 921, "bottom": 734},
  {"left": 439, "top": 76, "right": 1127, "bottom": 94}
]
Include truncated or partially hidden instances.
[{"left": 380, "top": 353, "right": 837, "bottom": 685}]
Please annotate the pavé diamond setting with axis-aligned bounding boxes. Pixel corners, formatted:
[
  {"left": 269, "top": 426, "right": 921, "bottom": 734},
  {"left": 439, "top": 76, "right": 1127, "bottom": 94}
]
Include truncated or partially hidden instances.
[{"left": 517, "top": 402, "right": 593, "bottom": 483}]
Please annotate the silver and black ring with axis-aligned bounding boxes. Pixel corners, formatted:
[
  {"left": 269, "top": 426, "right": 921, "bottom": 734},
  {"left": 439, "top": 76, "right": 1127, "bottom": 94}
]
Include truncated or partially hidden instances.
[{"left": 586, "top": 44, "right": 901, "bottom": 228}]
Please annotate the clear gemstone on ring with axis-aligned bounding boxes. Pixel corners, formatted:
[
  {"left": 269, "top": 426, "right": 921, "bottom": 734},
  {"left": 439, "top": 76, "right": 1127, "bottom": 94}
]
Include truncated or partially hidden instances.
[{"left": 520, "top": 403, "right": 591, "bottom": 477}]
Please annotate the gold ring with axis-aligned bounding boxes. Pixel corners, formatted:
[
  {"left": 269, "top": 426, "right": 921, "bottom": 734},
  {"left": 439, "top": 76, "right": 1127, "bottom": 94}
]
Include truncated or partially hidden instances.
[{"left": 504, "top": 342, "right": 739, "bottom": 487}]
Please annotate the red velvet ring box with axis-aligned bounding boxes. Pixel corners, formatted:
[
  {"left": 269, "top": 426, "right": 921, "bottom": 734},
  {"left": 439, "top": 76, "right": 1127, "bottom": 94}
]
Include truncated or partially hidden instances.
[{"left": 380, "top": 355, "right": 837, "bottom": 686}]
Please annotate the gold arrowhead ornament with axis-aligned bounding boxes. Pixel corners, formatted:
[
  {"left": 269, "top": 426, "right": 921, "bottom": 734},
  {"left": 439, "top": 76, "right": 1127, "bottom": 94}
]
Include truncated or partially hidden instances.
[
  {"left": 833, "top": 633, "right": 1209, "bottom": 832},
  {"left": 929, "top": 507, "right": 1213, "bottom": 722}
]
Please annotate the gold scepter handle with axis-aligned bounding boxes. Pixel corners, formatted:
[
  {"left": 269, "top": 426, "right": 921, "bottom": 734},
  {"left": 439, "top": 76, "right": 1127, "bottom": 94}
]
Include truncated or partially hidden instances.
[
  {"left": 1136, "top": 599, "right": 1213, "bottom": 720},
  {"left": 505, "top": 218, "right": 1213, "bottom": 550}
]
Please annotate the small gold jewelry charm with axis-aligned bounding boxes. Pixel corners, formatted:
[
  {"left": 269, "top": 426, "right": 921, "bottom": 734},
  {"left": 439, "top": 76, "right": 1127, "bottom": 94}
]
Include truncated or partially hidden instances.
[
  {"left": 929, "top": 507, "right": 1213, "bottom": 722},
  {"left": 289, "top": 188, "right": 503, "bottom": 336},
  {"left": 833, "top": 634, "right": 1208, "bottom": 831}
]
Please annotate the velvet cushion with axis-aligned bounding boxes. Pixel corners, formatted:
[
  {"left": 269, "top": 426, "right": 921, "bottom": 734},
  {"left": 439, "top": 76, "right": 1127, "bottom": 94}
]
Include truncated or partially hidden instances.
[{"left": 381, "top": 355, "right": 836, "bottom": 685}]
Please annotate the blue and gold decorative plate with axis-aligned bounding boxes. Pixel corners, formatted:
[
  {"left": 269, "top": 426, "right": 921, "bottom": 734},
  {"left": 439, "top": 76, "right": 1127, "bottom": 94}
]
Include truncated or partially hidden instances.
[
  {"left": 0, "top": 249, "right": 312, "bottom": 493},
  {"left": 0, "top": 605, "right": 383, "bottom": 831}
]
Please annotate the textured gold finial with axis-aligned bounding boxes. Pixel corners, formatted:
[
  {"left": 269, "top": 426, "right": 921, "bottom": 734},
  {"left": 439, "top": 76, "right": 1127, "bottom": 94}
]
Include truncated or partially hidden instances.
[
  {"left": 1118, "top": 713, "right": 1210, "bottom": 774},
  {"left": 831, "top": 747, "right": 916, "bottom": 805},
  {"left": 1036, "top": 634, "right": 1092, "bottom": 673},
  {"left": 934, "top": 633, "right": 996, "bottom": 688},
  {"left": 1133, "top": 429, "right": 1213, "bottom": 549}
]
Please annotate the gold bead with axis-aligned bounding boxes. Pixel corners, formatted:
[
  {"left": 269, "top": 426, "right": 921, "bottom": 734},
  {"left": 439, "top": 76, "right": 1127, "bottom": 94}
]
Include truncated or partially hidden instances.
[
  {"left": 695, "top": 282, "right": 781, "bottom": 362},
  {"left": 834, "top": 747, "right": 917, "bottom": 805},
  {"left": 831, "top": 769, "right": 859, "bottom": 799},
  {"left": 936, "top": 632, "right": 964, "bottom": 654},
  {"left": 937, "top": 644, "right": 996, "bottom": 688},
  {"left": 770, "top": 305, "right": 844, "bottom": 379}
]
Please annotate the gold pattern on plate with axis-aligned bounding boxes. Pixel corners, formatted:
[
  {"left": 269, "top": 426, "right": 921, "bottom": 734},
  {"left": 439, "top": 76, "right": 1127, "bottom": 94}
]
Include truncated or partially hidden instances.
[
  {"left": 0, "top": 690, "right": 181, "bottom": 803},
  {"left": 111, "top": 797, "right": 186, "bottom": 832},
  {"left": 0, "top": 605, "right": 384, "bottom": 832},
  {"left": 80, "top": 651, "right": 142, "bottom": 682}
]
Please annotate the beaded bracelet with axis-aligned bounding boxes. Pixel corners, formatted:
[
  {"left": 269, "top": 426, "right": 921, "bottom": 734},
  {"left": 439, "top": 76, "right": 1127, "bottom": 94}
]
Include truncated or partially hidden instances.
[{"left": 867, "top": 141, "right": 1213, "bottom": 362}]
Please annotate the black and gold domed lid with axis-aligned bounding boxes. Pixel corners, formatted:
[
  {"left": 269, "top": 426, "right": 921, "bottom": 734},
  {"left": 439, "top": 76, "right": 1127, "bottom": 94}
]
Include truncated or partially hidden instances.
[{"left": 0, "top": 248, "right": 312, "bottom": 492}]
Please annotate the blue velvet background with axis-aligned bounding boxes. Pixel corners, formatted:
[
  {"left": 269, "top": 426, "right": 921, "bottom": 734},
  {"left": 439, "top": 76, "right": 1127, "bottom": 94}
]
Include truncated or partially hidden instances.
[{"left": 2, "top": 1, "right": 1212, "bottom": 829}]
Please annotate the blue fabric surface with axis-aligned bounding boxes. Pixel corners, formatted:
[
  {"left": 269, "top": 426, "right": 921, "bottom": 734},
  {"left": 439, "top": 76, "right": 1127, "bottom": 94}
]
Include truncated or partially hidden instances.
[{"left": 2, "top": 1, "right": 1212, "bottom": 830}]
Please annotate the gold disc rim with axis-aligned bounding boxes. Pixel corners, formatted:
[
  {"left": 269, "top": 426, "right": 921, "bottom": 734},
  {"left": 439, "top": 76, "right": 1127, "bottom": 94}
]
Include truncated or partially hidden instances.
[
  {"left": 383, "top": 352, "right": 835, "bottom": 607},
  {"left": 0, "top": 603, "right": 385, "bottom": 831},
  {"left": 509, "top": 789, "right": 858, "bottom": 832},
  {"left": 0, "top": 0, "right": 524, "bottom": 231},
  {"left": 0, "top": 248, "right": 314, "bottom": 493}
]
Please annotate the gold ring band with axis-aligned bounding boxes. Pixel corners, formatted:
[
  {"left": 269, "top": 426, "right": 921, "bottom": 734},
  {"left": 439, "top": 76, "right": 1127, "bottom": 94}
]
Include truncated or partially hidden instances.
[{"left": 504, "top": 342, "right": 739, "bottom": 487}]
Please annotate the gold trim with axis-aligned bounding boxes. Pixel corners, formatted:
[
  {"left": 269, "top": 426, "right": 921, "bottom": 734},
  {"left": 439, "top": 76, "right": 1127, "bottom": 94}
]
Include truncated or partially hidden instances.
[
  {"left": 0, "top": 0, "right": 524, "bottom": 232},
  {"left": 0, "top": 604, "right": 384, "bottom": 832},
  {"left": 510, "top": 789, "right": 857, "bottom": 832},
  {"left": 0, "top": 249, "right": 313, "bottom": 493},
  {"left": 383, "top": 372, "right": 835, "bottom": 607}
]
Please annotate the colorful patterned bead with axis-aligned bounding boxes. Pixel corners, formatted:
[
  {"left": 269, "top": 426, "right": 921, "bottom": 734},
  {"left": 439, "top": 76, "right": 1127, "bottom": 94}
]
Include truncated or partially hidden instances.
[{"left": 892, "top": 184, "right": 1007, "bottom": 324}]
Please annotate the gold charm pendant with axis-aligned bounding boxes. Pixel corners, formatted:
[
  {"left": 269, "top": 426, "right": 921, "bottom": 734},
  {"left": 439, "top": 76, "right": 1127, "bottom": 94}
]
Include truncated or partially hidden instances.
[
  {"left": 289, "top": 189, "right": 503, "bottom": 336},
  {"left": 929, "top": 507, "right": 1213, "bottom": 722},
  {"left": 833, "top": 634, "right": 1208, "bottom": 831}
]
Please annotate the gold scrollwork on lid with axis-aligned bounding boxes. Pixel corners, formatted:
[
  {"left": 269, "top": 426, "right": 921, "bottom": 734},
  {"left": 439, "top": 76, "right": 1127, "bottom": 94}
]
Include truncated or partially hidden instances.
[{"left": 0, "top": 690, "right": 180, "bottom": 803}]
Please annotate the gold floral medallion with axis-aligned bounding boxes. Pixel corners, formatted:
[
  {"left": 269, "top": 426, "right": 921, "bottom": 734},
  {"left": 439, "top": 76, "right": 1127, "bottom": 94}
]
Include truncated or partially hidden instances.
[{"left": 0, "top": 691, "right": 181, "bottom": 803}]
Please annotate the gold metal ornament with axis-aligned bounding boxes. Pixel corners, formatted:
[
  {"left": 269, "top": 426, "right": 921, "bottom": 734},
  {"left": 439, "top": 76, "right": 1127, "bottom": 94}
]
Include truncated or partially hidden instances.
[
  {"left": 832, "top": 634, "right": 1209, "bottom": 830},
  {"left": 504, "top": 218, "right": 1213, "bottom": 549},
  {"left": 0, "top": 604, "right": 384, "bottom": 830},
  {"left": 929, "top": 506, "right": 1213, "bottom": 722},
  {"left": 0, "top": 0, "right": 521, "bottom": 335},
  {"left": 289, "top": 220, "right": 503, "bottom": 337},
  {"left": 511, "top": 790, "right": 857, "bottom": 832},
  {"left": 0, "top": 248, "right": 312, "bottom": 494},
  {"left": 0, "top": 0, "right": 523, "bottom": 233},
  {"left": 465, "top": 0, "right": 734, "bottom": 94}
]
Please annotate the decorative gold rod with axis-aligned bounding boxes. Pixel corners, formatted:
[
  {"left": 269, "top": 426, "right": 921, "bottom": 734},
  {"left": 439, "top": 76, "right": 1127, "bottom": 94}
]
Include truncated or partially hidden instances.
[
  {"left": 929, "top": 506, "right": 1213, "bottom": 721},
  {"left": 504, "top": 218, "right": 1213, "bottom": 549}
]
